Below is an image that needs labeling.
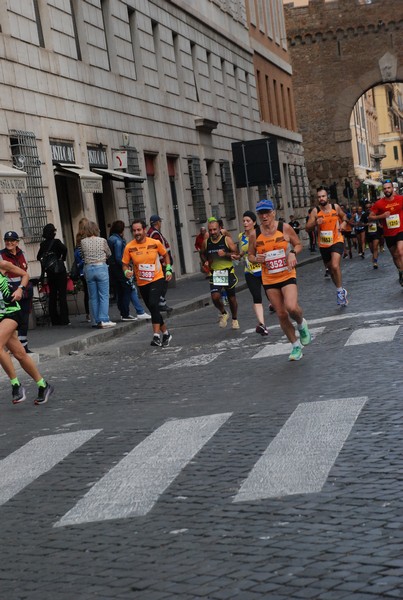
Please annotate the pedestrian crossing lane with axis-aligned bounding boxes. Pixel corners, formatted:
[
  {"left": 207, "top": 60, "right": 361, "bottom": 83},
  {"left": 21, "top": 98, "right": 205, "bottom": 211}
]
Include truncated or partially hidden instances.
[
  {"left": 344, "top": 325, "right": 399, "bottom": 346},
  {"left": 233, "top": 397, "right": 367, "bottom": 502},
  {"left": 0, "top": 400, "right": 370, "bottom": 526},
  {"left": 55, "top": 413, "right": 232, "bottom": 527},
  {"left": 0, "top": 430, "right": 101, "bottom": 507}
]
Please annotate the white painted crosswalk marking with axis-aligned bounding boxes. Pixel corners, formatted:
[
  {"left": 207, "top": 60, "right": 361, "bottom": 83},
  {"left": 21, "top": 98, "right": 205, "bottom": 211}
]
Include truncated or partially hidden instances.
[
  {"left": 345, "top": 325, "right": 399, "bottom": 346},
  {"left": 251, "top": 327, "right": 325, "bottom": 359},
  {"left": 160, "top": 352, "right": 222, "bottom": 369},
  {"left": 55, "top": 413, "right": 232, "bottom": 527},
  {"left": 233, "top": 397, "right": 367, "bottom": 502},
  {"left": 0, "top": 430, "right": 101, "bottom": 507}
]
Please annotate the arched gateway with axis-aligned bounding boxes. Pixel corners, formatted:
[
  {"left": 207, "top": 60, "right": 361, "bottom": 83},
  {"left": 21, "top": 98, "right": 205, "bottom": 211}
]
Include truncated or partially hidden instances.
[{"left": 284, "top": 0, "right": 403, "bottom": 198}]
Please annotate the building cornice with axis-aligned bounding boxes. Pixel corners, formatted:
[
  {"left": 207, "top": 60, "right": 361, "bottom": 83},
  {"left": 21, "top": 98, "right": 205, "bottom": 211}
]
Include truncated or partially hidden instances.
[
  {"left": 261, "top": 121, "right": 303, "bottom": 143},
  {"left": 250, "top": 39, "right": 293, "bottom": 75}
]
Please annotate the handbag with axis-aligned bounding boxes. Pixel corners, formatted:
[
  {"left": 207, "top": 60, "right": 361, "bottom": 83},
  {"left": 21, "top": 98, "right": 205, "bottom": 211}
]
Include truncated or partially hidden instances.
[
  {"left": 66, "top": 276, "right": 75, "bottom": 293},
  {"left": 69, "top": 260, "right": 80, "bottom": 281}
]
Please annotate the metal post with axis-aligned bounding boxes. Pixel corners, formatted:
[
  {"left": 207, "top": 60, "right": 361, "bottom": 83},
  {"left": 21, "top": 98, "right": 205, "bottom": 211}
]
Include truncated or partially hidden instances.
[{"left": 265, "top": 139, "right": 276, "bottom": 202}]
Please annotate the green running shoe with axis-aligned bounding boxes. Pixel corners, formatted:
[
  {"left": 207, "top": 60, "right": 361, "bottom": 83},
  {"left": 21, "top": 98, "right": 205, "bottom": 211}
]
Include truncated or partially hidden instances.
[
  {"left": 288, "top": 346, "right": 303, "bottom": 361},
  {"left": 299, "top": 324, "right": 312, "bottom": 346}
]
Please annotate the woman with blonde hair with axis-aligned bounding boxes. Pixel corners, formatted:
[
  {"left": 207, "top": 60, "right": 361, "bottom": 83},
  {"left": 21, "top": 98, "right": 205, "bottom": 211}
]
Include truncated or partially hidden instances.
[{"left": 80, "top": 221, "right": 115, "bottom": 328}]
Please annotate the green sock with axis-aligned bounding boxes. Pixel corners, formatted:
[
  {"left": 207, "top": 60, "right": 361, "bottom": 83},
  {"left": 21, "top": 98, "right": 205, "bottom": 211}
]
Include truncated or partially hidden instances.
[
  {"left": 36, "top": 378, "right": 46, "bottom": 388},
  {"left": 10, "top": 378, "right": 20, "bottom": 386}
]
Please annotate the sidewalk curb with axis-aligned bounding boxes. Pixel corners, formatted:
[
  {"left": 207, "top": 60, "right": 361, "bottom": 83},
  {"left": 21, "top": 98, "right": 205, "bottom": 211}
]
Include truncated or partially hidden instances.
[{"left": 38, "top": 255, "right": 321, "bottom": 360}]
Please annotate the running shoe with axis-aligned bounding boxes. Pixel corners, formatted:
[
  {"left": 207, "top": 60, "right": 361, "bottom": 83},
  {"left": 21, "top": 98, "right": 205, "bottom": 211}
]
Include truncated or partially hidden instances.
[
  {"left": 336, "top": 288, "right": 349, "bottom": 306},
  {"left": 34, "top": 383, "right": 54, "bottom": 406},
  {"left": 299, "top": 324, "right": 312, "bottom": 346},
  {"left": 256, "top": 324, "right": 269, "bottom": 336},
  {"left": 288, "top": 346, "right": 303, "bottom": 361},
  {"left": 151, "top": 335, "right": 162, "bottom": 347},
  {"left": 373, "top": 261, "right": 378, "bottom": 270},
  {"left": 231, "top": 319, "right": 240, "bottom": 330},
  {"left": 121, "top": 315, "right": 137, "bottom": 321},
  {"left": 219, "top": 312, "right": 229, "bottom": 328},
  {"left": 324, "top": 269, "right": 330, "bottom": 278},
  {"left": 137, "top": 312, "right": 151, "bottom": 320},
  {"left": 162, "top": 333, "right": 172, "bottom": 347},
  {"left": 12, "top": 384, "right": 26, "bottom": 405}
]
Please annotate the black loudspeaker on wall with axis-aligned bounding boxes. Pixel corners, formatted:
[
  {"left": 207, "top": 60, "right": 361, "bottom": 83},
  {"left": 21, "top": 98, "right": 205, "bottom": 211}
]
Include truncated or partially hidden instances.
[{"left": 231, "top": 137, "right": 281, "bottom": 188}]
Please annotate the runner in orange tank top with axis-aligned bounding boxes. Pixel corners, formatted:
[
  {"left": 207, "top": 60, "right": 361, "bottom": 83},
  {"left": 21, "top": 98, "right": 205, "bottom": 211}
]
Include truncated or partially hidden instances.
[
  {"left": 306, "top": 186, "right": 349, "bottom": 306},
  {"left": 248, "top": 199, "right": 312, "bottom": 361}
]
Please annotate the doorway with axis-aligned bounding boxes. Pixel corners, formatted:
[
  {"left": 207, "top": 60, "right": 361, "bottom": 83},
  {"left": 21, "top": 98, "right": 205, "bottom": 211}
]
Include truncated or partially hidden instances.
[{"left": 167, "top": 157, "right": 186, "bottom": 274}]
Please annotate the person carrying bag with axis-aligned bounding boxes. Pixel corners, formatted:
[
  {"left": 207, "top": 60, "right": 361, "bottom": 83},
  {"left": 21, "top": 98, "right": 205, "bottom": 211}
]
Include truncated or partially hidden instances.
[{"left": 37, "top": 223, "right": 70, "bottom": 326}]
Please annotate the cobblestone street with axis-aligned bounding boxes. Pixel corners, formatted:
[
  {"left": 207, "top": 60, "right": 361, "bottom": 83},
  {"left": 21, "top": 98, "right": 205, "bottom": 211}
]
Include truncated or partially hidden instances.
[{"left": 0, "top": 255, "right": 402, "bottom": 599}]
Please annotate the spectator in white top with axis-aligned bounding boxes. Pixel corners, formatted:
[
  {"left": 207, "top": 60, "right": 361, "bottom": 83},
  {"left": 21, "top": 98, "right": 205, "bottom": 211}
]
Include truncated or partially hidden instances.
[{"left": 80, "top": 221, "right": 115, "bottom": 328}]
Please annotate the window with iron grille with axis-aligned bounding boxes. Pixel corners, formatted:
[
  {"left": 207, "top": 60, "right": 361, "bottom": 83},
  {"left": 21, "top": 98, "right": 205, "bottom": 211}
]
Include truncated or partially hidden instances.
[
  {"left": 219, "top": 160, "right": 236, "bottom": 220},
  {"left": 125, "top": 147, "right": 145, "bottom": 222},
  {"left": 187, "top": 157, "right": 206, "bottom": 223},
  {"left": 9, "top": 130, "right": 47, "bottom": 243}
]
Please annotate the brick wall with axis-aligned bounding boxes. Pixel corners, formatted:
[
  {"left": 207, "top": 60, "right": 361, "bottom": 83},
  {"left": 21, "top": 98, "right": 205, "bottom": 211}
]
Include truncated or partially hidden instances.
[{"left": 284, "top": 0, "right": 403, "bottom": 199}]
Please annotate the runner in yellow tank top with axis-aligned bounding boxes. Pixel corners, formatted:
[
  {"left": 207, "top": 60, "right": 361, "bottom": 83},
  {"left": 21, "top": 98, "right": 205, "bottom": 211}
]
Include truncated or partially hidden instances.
[
  {"left": 306, "top": 186, "right": 349, "bottom": 307},
  {"left": 248, "top": 199, "right": 312, "bottom": 362}
]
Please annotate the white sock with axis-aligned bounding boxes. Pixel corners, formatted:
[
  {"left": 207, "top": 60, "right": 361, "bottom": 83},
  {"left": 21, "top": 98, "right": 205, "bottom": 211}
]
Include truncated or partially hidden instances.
[
  {"left": 297, "top": 318, "right": 307, "bottom": 331},
  {"left": 292, "top": 341, "right": 301, "bottom": 349}
]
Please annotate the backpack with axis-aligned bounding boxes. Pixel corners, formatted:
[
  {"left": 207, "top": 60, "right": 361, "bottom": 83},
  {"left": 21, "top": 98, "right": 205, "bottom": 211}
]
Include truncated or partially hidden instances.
[{"left": 40, "top": 240, "right": 65, "bottom": 276}]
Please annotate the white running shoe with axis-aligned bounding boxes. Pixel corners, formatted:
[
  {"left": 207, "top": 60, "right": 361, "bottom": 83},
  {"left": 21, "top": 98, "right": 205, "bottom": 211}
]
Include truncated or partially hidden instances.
[
  {"left": 137, "top": 312, "right": 151, "bottom": 320},
  {"left": 99, "top": 321, "right": 116, "bottom": 328}
]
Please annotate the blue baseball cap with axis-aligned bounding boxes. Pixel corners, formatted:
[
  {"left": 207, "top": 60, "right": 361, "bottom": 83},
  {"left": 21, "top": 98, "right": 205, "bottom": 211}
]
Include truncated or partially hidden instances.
[
  {"left": 4, "top": 231, "right": 20, "bottom": 241},
  {"left": 150, "top": 214, "right": 162, "bottom": 224},
  {"left": 256, "top": 199, "right": 275, "bottom": 212}
]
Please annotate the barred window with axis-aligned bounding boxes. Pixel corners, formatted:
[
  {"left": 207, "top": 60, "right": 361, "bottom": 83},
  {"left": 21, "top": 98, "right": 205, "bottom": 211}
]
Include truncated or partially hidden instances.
[
  {"left": 219, "top": 160, "right": 236, "bottom": 220},
  {"left": 187, "top": 157, "right": 206, "bottom": 223},
  {"left": 9, "top": 130, "right": 47, "bottom": 243},
  {"left": 125, "top": 147, "right": 145, "bottom": 222}
]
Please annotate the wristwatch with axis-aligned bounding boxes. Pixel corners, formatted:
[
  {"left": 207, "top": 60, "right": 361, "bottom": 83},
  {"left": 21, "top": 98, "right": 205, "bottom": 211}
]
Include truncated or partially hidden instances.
[{"left": 18, "top": 285, "right": 26, "bottom": 291}]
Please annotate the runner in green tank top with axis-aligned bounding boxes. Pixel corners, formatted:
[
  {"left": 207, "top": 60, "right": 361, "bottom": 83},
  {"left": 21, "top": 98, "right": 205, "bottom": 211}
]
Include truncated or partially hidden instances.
[
  {"left": 0, "top": 260, "right": 54, "bottom": 405},
  {"left": 201, "top": 218, "right": 240, "bottom": 330}
]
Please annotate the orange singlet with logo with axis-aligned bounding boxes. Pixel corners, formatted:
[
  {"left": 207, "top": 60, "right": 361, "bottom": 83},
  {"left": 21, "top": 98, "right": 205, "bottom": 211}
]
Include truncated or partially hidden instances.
[
  {"left": 256, "top": 225, "right": 296, "bottom": 286},
  {"left": 316, "top": 205, "right": 344, "bottom": 248},
  {"left": 122, "top": 237, "right": 167, "bottom": 286}
]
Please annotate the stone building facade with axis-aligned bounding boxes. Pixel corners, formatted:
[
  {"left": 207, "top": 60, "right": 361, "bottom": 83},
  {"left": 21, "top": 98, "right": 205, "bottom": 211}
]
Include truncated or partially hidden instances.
[
  {"left": 284, "top": 0, "right": 403, "bottom": 203},
  {"left": 0, "top": 0, "right": 264, "bottom": 277},
  {"left": 0, "top": 0, "right": 312, "bottom": 275},
  {"left": 246, "top": 0, "right": 310, "bottom": 220}
]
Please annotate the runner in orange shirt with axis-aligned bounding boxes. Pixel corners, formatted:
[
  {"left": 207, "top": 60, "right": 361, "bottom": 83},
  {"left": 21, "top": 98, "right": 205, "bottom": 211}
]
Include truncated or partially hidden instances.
[
  {"left": 306, "top": 186, "right": 349, "bottom": 306},
  {"left": 368, "top": 180, "right": 403, "bottom": 286},
  {"left": 122, "top": 220, "right": 173, "bottom": 347},
  {"left": 248, "top": 199, "right": 312, "bottom": 361}
]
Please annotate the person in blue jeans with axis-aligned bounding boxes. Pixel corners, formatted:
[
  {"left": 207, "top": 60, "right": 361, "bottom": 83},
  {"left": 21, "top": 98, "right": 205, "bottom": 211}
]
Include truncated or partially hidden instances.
[
  {"left": 80, "top": 221, "right": 115, "bottom": 328},
  {"left": 108, "top": 221, "right": 150, "bottom": 321}
]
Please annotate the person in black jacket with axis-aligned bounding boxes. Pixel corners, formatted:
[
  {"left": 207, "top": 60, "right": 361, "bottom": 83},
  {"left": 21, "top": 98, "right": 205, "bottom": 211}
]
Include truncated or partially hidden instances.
[{"left": 37, "top": 223, "right": 70, "bottom": 326}]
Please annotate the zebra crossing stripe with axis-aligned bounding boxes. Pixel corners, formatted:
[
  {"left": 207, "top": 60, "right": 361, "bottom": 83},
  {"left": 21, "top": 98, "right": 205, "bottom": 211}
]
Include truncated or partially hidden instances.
[
  {"left": 345, "top": 325, "right": 399, "bottom": 346},
  {"left": 55, "top": 413, "right": 232, "bottom": 527},
  {"left": 252, "top": 327, "right": 325, "bottom": 359},
  {"left": 0, "top": 430, "right": 101, "bottom": 507},
  {"left": 233, "top": 397, "right": 367, "bottom": 502},
  {"left": 160, "top": 353, "right": 223, "bottom": 370}
]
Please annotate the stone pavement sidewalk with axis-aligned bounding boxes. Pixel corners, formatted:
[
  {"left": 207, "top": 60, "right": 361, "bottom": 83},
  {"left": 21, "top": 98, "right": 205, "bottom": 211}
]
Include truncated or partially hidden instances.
[{"left": 28, "top": 247, "right": 321, "bottom": 359}]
